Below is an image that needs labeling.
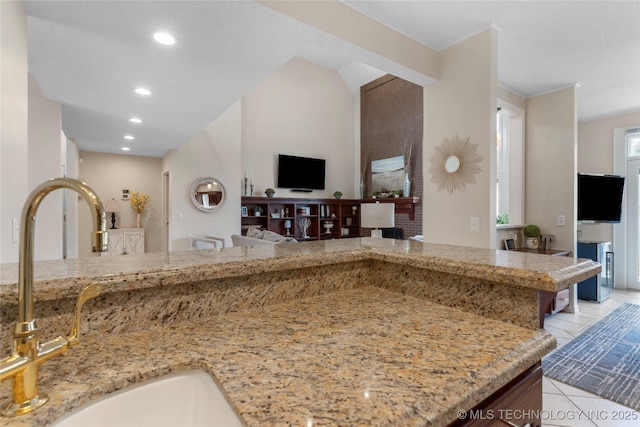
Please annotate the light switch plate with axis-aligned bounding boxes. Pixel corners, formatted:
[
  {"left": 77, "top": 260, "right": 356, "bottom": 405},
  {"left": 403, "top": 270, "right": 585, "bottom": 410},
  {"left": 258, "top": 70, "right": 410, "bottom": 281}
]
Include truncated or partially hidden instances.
[
  {"left": 470, "top": 217, "right": 480, "bottom": 232},
  {"left": 12, "top": 218, "right": 19, "bottom": 243},
  {"left": 556, "top": 215, "right": 566, "bottom": 226}
]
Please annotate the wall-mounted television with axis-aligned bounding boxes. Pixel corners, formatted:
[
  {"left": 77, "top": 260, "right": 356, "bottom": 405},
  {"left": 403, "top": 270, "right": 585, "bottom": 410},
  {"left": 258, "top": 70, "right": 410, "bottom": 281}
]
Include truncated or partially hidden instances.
[
  {"left": 277, "top": 154, "right": 326, "bottom": 191},
  {"left": 577, "top": 173, "right": 625, "bottom": 223}
]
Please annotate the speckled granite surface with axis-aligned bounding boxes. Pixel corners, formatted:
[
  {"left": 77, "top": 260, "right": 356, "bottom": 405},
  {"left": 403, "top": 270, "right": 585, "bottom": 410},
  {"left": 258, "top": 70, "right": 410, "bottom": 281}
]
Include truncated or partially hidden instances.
[
  {"left": 1, "top": 287, "right": 555, "bottom": 427},
  {"left": 0, "top": 238, "right": 596, "bottom": 426},
  {"left": 0, "top": 238, "right": 600, "bottom": 298}
]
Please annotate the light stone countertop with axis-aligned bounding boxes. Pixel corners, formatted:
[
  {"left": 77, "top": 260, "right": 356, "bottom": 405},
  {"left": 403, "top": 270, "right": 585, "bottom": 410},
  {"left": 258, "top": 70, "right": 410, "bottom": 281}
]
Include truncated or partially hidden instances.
[
  {"left": 0, "top": 238, "right": 600, "bottom": 302},
  {"left": 2, "top": 286, "right": 555, "bottom": 427},
  {"left": 0, "top": 238, "right": 596, "bottom": 426}
]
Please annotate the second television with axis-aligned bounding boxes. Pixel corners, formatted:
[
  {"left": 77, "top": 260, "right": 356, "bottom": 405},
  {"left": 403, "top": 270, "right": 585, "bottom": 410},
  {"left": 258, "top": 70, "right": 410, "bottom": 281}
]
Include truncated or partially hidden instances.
[{"left": 277, "top": 154, "right": 326, "bottom": 191}]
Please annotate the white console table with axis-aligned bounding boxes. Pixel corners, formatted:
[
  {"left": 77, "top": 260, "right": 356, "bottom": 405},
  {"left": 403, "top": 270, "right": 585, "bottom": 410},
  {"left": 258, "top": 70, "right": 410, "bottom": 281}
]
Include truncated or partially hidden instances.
[{"left": 102, "top": 228, "right": 145, "bottom": 256}]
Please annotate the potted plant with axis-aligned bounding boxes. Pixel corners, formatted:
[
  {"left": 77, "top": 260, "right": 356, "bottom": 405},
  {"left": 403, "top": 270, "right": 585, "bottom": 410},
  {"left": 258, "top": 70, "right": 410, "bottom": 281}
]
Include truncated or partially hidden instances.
[
  {"left": 265, "top": 188, "right": 275, "bottom": 198},
  {"left": 394, "top": 190, "right": 402, "bottom": 198},
  {"left": 253, "top": 206, "right": 263, "bottom": 216},
  {"left": 333, "top": 191, "right": 342, "bottom": 199},
  {"left": 371, "top": 192, "right": 378, "bottom": 199},
  {"left": 523, "top": 224, "right": 541, "bottom": 249}
]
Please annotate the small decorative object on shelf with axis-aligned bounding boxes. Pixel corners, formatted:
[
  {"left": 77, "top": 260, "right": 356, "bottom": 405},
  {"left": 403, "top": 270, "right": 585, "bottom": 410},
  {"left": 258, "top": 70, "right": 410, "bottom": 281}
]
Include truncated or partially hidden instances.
[
  {"left": 333, "top": 191, "right": 342, "bottom": 199},
  {"left": 323, "top": 221, "right": 334, "bottom": 234},
  {"left": 130, "top": 191, "right": 150, "bottom": 228},
  {"left": 265, "top": 188, "right": 275, "bottom": 198},
  {"left": 524, "top": 224, "right": 541, "bottom": 249},
  {"left": 403, "top": 173, "right": 411, "bottom": 197},
  {"left": 402, "top": 137, "right": 413, "bottom": 197},
  {"left": 352, "top": 205, "right": 358, "bottom": 216},
  {"left": 299, "top": 217, "right": 312, "bottom": 239},
  {"left": 284, "top": 219, "right": 292, "bottom": 236},
  {"left": 243, "top": 174, "right": 250, "bottom": 197},
  {"left": 253, "top": 206, "right": 263, "bottom": 217}
]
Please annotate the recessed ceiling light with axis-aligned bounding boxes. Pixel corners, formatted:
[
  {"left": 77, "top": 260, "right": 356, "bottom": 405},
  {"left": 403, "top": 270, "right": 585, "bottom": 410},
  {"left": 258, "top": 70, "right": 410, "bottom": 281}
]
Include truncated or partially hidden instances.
[
  {"left": 135, "top": 88, "right": 151, "bottom": 96},
  {"left": 121, "top": 147, "right": 131, "bottom": 151},
  {"left": 153, "top": 32, "right": 176, "bottom": 46},
  {"left": 124, "top": 135, "right": 135, "bottom": 140},
  {"left": 129, "top": 117, "right": 142, "bottom": 124}
]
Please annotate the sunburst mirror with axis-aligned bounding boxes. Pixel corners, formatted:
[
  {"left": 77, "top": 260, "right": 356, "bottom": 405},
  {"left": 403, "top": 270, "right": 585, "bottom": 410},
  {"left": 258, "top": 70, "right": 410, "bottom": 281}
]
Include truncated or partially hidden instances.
[{"left": 428, "top": 134, "right": 483, "bottom": 194}]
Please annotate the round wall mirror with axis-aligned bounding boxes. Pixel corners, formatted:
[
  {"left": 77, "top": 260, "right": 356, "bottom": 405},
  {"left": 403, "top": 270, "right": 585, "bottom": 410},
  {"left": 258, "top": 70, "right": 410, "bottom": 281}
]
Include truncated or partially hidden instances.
[
  {"left": 444, "top": 155, "right": 461, "bottom": 173},
  {"left": 191, "top": 177, "right": 226, "bottom": 212}
]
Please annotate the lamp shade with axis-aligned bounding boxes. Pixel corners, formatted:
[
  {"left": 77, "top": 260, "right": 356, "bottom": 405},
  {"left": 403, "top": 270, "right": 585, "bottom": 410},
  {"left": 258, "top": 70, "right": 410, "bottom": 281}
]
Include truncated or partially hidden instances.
[
  {"left": 105, "top": 198, "right": 120, "bottom": 213},
  {"left": 361, "top": 202, "right": 395, "bottom": 231}
]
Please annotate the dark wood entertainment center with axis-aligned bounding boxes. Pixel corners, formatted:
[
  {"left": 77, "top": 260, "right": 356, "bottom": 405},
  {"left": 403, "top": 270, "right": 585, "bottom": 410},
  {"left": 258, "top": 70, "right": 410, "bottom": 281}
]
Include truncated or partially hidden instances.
[{"left": 241, "top": 197, "right": 419, "bottom": 241}]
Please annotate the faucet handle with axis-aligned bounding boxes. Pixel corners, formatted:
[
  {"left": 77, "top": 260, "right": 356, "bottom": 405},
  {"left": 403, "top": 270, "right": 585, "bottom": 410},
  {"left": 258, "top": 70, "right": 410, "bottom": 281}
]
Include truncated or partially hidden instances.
[{"left": 67, "top": 282, "right": 103, "bottom": 346}]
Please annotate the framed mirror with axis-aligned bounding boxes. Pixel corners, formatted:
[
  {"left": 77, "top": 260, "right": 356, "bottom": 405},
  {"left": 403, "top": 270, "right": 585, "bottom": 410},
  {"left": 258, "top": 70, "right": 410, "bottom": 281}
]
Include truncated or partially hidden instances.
[
  {"left": 191, "top": 177, "right": 226, "bottom": 212},
  {"left": 428, "top": 135, "right": 483, "bottom": 194},
  {"left": 444, "top": 155, "right": 461, "bottom": 173}
]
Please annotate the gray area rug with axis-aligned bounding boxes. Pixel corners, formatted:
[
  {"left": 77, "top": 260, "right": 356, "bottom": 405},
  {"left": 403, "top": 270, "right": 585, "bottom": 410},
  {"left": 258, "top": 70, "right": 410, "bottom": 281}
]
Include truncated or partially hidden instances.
[{"left": 543, "top": 303, "right": 640, "bottom": 410}]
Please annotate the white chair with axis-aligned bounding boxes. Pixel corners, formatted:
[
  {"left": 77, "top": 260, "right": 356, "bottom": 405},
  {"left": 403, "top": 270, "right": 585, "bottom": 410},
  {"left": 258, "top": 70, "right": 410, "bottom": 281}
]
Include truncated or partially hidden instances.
[{"left": 189, "top": 234, "right": 225, "bottom": 249}]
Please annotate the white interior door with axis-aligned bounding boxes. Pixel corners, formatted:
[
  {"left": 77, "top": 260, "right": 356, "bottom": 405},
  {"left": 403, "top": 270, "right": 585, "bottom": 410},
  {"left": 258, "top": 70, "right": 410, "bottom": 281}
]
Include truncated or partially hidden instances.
[{"left": 628, "top": 159, "right": 640, "bottom": 289}]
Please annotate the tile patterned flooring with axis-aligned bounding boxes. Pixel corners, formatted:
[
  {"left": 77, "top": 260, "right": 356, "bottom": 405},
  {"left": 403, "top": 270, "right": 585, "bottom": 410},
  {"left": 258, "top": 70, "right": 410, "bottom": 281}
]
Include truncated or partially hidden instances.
[{"left": 542, "top": 288, "right": 640, "bottom": 427}]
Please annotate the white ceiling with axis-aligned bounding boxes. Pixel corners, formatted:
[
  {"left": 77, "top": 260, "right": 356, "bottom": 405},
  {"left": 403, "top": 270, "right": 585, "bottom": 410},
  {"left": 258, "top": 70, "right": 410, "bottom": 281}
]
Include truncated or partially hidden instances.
[{"left": 23, "top": 1, "right": 640, "bottom": 158}]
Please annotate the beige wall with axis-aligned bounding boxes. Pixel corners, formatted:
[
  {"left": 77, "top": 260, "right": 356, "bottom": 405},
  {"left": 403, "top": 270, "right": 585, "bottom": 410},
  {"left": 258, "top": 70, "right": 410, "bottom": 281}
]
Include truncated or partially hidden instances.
[
  {"left": 525, "top": 86, "right": 577, "bottom": 253},
  {"left": 0, "top": 1, "right": 29, "bottom": 264},
  {"left": 162, "top": 58, "right": 355, "bottom": 250},
  {"left": 163, "top": 101, "right": 242, "bottom": 251},
  {"left": 28, "top": 74, "right": 64, "bottom": 261},
  {"left": 260, "top": 0, "right": 439, "bottom": 85},
  {"left": 423, "top": 29, "right": 498, "bottom": 248},
  {"left": 497, "top": 86, "right": 526, "bottom": 110},
  {"left": 78, "top": 152, "right": 163, "bottom": 257},
  {"left": 577, "top": 111, "right": 640, "bottom": 242},
  {"left": 242, "top": 58, "right": 355, "bottom": 199}
]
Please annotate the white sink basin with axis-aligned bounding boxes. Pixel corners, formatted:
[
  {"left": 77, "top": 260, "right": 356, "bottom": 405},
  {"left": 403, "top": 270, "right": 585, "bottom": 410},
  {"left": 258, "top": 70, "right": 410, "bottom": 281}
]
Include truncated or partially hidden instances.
[{"left": 52, "top": 370, "right": 243, "bottom": 427}]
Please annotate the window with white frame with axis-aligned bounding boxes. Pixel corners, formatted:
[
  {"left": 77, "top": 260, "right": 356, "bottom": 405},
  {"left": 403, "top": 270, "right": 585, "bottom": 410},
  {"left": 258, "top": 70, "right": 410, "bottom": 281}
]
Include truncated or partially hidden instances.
[
  {"left": 496, "top": 102, "right": 524, "bottom": 225},
  {"left": 628, "top": 129, "right": 640, "bottom": 157}
]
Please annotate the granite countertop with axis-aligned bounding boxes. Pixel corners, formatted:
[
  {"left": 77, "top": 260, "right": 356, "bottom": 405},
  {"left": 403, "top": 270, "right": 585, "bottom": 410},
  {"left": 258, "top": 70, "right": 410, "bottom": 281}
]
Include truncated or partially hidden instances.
[
  {"left": 3, "top": 286, "right": 556, "bottom": 427},
  {"left": 0, "top": 238, "right": 600, "bottom": 301}
]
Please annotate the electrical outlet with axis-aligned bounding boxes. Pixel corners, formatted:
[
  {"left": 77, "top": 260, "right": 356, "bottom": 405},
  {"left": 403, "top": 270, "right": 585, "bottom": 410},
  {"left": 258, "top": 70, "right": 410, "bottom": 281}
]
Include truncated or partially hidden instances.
[
  {"left": 556, "top": 215, "right": 566, "bottom": 226},
  {"left": 470, "top": 217, "right": 480, "bottom": 233}
]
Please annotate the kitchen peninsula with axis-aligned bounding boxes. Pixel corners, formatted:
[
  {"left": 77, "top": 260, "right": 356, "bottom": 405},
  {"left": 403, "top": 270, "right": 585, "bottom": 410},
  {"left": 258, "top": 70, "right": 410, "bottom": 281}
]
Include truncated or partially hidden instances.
[{"left": 0, "top": 238, "right": 600, "bottom": 426}]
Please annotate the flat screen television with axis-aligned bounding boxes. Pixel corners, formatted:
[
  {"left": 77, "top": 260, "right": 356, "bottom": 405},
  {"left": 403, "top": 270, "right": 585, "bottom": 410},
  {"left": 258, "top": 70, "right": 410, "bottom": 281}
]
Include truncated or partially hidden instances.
[
  {"left": 577, "top": 173, "right": 625, "bottom": 223},
  {"left": 277, "top": 154, "right": 326, "bottom": 191}
]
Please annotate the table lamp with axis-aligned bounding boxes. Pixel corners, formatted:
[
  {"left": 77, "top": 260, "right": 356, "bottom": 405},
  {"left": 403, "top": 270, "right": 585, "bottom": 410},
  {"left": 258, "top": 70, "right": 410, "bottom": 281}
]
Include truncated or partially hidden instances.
[
  {"left": 361, "top": 202, "right": 394, "bottom": 238},
  {"left": 105, "top": 198, "right": 120, "bottom": 229}
]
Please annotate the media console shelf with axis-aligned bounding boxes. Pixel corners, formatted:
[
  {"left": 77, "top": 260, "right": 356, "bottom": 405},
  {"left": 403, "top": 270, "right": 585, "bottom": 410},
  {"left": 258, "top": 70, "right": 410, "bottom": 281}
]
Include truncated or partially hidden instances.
[
  {"left": 241, "top": 197, "right": 362, "bottom": 241},
  {"left": 241, "top": 196, "right": 420, "bottom": 240}
]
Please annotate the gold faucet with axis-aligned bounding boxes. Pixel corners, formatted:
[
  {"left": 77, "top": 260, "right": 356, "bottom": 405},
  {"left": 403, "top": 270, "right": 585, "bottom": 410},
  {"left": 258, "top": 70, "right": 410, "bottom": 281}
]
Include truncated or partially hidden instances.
[{"left": 0, "top": 178, "right": 108, "bottom": 417}]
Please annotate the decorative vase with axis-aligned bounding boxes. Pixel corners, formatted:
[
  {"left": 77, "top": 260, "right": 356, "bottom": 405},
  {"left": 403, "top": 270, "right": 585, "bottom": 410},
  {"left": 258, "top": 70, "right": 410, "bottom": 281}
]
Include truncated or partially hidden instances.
[
  {"left": 526, "top": 237, "right": 539, "bottom": 249},
  {"left": 403, "top": 173, "right": 411, "bottom": 197},
  {"left": 136, "top": 212, "right": 141, "bottom": 228}
]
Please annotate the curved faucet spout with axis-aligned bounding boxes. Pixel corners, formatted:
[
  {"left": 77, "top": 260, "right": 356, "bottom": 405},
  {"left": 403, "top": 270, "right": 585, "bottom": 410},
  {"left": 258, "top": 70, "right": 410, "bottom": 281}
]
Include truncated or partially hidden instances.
[
  {"left": 0, "top": 178, "right": 108, "bottom": 417},
  {"left": 18, "top": 178, "right": 108, "bottom": 324}
]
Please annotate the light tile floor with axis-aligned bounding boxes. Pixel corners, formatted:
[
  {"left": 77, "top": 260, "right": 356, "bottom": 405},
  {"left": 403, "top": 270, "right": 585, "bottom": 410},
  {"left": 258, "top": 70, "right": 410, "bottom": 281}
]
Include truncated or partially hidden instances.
[{"left": 541, "top": 288, "right": 640, "bottom": 427}]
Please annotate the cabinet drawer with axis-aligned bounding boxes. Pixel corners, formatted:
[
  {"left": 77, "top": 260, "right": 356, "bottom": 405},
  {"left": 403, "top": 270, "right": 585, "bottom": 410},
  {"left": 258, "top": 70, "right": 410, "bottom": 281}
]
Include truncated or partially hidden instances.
[
  {"left": 553, "top": 288, "right": 570, "bottom": 313},
  {"left": 451, "top": 363, "right": 542, "bottom": 426}
]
